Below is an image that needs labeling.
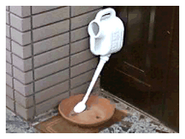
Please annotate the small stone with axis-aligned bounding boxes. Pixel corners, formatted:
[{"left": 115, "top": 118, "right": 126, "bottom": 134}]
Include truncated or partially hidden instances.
[
  {"left": 139, "top": 115, "right": 145, "bottom": 119},
  {"left": 145, "top": 117, "right": 152, "bottom": 123},
  {"left": 100, "top": 128, "right": 110, "bottom": 133},
  {"left": 109, "top": 127, "right": 114, "bottom": 133}
]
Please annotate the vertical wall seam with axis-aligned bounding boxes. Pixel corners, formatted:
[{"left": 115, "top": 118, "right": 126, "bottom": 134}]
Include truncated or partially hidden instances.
[
  {"left": 69, "top": 6, "right": 72, "bottom": 96},
  {"left": 30, "top": 6, "right": 36, "bottom": 119},
  {"left": 8, "top": 7, "right": 16, "bottom": 112}
]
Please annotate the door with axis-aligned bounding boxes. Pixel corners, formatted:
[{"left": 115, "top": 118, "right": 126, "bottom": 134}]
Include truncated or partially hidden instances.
[{"left": 101, "top": 6, "right": 179, "bottom": 132}]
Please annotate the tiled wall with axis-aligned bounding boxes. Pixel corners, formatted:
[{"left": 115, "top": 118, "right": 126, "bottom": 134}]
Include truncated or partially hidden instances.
[{"left": 6, "top": 6, "right": 102, "bottom": 120}]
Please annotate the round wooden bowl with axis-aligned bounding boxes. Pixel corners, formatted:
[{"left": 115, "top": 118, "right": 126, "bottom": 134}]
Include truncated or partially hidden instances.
[{"left": 58, "top": 94, "right": 115, "bottom": 127}]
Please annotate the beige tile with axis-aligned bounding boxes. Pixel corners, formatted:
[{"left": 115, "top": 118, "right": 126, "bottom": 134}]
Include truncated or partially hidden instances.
[
  {"left": 6, "top": 96, "right": 15, "bottom": 112},
  {"left": 32, "top": 20, "right": 69, "bottom": 42},
  {"left": 71, "top": 58, "right": 98, "bottom": 78},
  {"left": 6, "top": 38, "right": 11, "bottom": 51},
  {"left": 12, "top": 41, "right": 31, "bottom": 59},
  {"left": 33, "top": 7, "right": 69, "bottom": 28},
  {"left": 70, "top": 69, "right": 95, "bottom": 89},
  {"left": 11, "top": 28, "right": 31, "bottom": 46},
  {"left": 6, "top": 74, "right": 13, "bottom": 87},
  {"left": 10, "top": 6, "right": 31, "bottom": 17},
  {"left": 6, "top": 6, "right": 10, "bottom": 11},
  {"left": 34, "top": 69, "right": 69, "bottom": 92},
  {"left": 6, "top": 85, "right": 14, "bottom": 99},
  {"left": 71, "top": 9, "right": 99, "bottom": 29},
  {"left": 33, "top": 32, "right": 69, "bottom": 55},
  {"left": 15, "top": 102, "right": 34, "bottom": 120},
  {"left": 34, "top": 45, "right": 69, "bottom": 68},
  {"left": 10, "top": 13, "right": 31, "bottom": 31},
  {"left": 34, "top": 57, "right": 69, "bottom": 80},
  {"left": 71, "top": 49, "right": 94, "bottom": 66},
  {"left": 36, "top": 92, "right": 69, "bottom": 115},
  {"left": 12, "top": 54, "right": 32, "bottom": 71},
  {"left": 32, "top": 6, "right": 59, "bottom": 14},
  {"left": 14, "top": 79, "right": 33, "bottom": 96},
  {"left": 71, "top": 38, "right": 89, "bottom": 54},
  {"left": 6, "top": 11, "right": 10, "bottom": 24},
  {"left": 6, "top": 62, "right": 12, "bottom": 75},
  {"left": 15, "top": 91, "right": 34, "bottom": 108},
  {"left": 6, "top": 25, "right": 10, "bottom": 37},
  {"left": 71, "top": 6, "right": 102, "bottom": 17},
  {"left": 71, "top": 82, "right": 89, "bottom": 95},
  {"left": 71, "top": 26, "right": 88, "bottom": 42},
  {"left": 13, "top": 67, "right": 33, "bottom": 84},
  {"left": 35, "top": 80, "right": 69, "bottom": 104},
  {"left": 6, "top": 50, "right": 11, "bottom": 63}
]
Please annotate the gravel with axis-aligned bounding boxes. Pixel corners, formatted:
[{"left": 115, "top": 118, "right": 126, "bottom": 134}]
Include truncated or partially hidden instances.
[
  {"left": 100, "top": 112, "right": 173, "bottom": 133},
  {"left": 6, "top": 109, "right": 36, "bottom": 133}
]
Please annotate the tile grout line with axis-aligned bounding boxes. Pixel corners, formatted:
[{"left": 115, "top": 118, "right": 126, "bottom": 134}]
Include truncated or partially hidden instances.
[
  {"left": 9, "top": 6, "right": 65, "bottom": 19},
  {"left": 71, "top": 7, "right": 102, "bottom": 18},
  {"left": 8, "top": 6, "right": 16, "bottom": 113},
  {"left": 8, "top": 46, "right": 95, "bottom": 75},
  {"left": 9, "top": 16, "right": 70, "bottom": 33},
  {"left": 8, "top": 24, "right": 89, "bottom": 48},
  {"left": 69, "top": 6, "right": 72, "bottom": 96},
  {"left": 9, "top": 43, "right": 69, "bottom": 61},
  {"left": 10, "top": 55, "right": 96, "bottom": 87},
  {"left": 11, "top": 66, "right": 96, "bottom": 96},
  {"left": 14, "top": 89, "right": 69, "bottom": 110},
  {"left": 12, "top": 76, "right": 91, "bottom": 101},
  {"left": 12, "top": 78, "right": 70, "bottom": 99},
  {"left": 9, "top": 22, "right": 88, "bottom": 46},
  {"left": 9, "top": 30, "right": 70, "bottom": 46},
  {"left": 8, "top": 7, "right": 101, "bottom": 33},
  {"left": 8, "top": 38, "right": 90, "bottom": 61},
  {"left": 30, "top": 6, "right": 37, "bottom": 119},
  {"left": 13, "top": 78, "right": 69, "bottom": 97}
]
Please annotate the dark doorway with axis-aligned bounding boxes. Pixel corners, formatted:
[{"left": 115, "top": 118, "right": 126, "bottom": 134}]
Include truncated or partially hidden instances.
[{"left": 101, "top": 6, "right": 179, "bottom": 132}]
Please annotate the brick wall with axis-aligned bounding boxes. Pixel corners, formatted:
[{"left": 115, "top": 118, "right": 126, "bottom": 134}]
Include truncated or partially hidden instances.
[{"left": 6, "top": 6, "right": 102, "bottom": 120}]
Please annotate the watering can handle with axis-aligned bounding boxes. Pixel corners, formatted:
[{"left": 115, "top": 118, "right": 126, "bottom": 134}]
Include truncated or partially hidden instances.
[{"left": 95, "top": 8, "right": 116, "bottom": 21}]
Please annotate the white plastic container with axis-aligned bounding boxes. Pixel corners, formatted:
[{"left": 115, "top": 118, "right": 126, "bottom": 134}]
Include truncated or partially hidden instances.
[
  {"left": 74, "top": 8, "right": 124, "bottom": 113},
  {"left": 88, "top": 8, "right": 124, "bottom": 57}
]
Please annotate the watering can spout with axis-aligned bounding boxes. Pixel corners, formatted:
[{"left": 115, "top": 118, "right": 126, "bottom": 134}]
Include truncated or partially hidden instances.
[{"left": 82, "top": 55, "right": 109, "bottom": 104}]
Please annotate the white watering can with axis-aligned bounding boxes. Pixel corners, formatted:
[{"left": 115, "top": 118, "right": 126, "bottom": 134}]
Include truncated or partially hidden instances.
[{"left": 74, "top": 8, "right": 124, "bottom": 113}]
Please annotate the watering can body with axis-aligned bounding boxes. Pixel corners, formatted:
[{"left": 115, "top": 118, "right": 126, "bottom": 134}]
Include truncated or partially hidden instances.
[{"left": 88, "top": 8, "right": 124, "bottom": 57}]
